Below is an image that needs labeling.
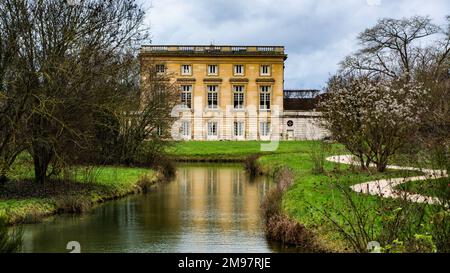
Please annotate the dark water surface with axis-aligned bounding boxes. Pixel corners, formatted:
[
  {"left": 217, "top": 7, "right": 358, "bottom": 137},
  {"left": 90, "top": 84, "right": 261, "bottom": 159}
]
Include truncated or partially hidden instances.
[{"left": 20, "top": 163, "right": 289, "bottom": 253}]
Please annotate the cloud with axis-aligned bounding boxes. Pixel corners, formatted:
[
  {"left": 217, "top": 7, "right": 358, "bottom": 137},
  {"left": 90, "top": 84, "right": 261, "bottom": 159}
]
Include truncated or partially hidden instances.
[{"left": 141, "top": 0, "right": 450, "bottom": 89}]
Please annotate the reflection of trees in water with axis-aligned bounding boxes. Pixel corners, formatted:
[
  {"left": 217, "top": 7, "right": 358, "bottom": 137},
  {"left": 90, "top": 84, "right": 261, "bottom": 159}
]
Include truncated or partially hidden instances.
[{"left": 23, "top": 165, "right": 275, "bottom": 252}]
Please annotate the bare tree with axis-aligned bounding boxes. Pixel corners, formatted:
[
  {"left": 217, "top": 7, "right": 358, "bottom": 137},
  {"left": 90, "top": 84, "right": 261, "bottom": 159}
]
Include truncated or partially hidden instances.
[
  {"left": 340, "top": 16, "right": 448, "bottom": 80},
  {"left": 95, "top": 59, "right": 179, "bottom": 165},
  {"left": 0, "top": 0, "right": 149, "bottom": 183},
  {"left": 0, "top": 8, "right": 31, "bottom": 183}
]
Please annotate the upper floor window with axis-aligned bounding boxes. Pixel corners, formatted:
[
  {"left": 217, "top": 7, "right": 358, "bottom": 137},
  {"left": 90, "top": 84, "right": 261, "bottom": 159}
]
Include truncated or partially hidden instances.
[
  {"left": 234, "top": 65, "right": 244, "bottom": 76},
  {"left": 207, "top": 85, "right": 218, "bottom": 109},
  {"left": 180, "top": 85, "right": 192, "bottom": 109},
  {"left": 207, "top": 64, "right": 218, "bottom": 75},
  {"left": 233, "top": 85, "right": 244, "bottom": 110},
  {"left": 181, "top": 64, "right": 192, "bottom": 75},
  {"left": 156, "top": 64, "right": 165, "bottom": 74},
  {"left": 259, "top": 86, "right": 271, "bottom": 110},
  {"left": 260, "top": 65, "right": 271, "bottom": 76}
]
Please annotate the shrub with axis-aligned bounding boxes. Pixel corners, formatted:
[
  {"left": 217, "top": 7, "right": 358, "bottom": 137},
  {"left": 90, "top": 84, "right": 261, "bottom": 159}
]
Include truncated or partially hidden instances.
[
  {"left": 244, "top": 154, "right": 261, "bottom": 177},
  {"left": 55, "top": 196, "right": 92, "bottom": 214},
  {"left": 309, "top": 141, "right": 330, "bottom": 174},
  {"left": 136, "top": 174, "right": 156, "bottom": 193},
  {"left": 265, "top": 213, "right": 320, "bottom": 250}
]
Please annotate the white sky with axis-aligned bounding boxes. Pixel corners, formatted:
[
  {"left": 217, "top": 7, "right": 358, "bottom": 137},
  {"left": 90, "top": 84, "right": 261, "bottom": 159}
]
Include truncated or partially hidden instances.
[{"left": 139, "top": 0, "right": 449, "bottom": 90}]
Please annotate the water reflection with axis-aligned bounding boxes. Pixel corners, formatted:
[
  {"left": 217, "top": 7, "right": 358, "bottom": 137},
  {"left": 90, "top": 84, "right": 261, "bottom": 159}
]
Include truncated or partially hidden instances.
[{"left": 21, "top": 164, "right": 277, "bottom": 253}]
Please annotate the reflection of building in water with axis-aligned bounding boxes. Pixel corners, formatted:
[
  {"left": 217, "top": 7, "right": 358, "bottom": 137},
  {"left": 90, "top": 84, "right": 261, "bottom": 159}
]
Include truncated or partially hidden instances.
[
  {"left": 207, "top": 168, "right": 218, "bottom": 194},
  {"left": 232, "top": 170, "right": 244, "bottom": 196},
  {"left": 175, "top": 165, "right": 273, "bottom": 233}
]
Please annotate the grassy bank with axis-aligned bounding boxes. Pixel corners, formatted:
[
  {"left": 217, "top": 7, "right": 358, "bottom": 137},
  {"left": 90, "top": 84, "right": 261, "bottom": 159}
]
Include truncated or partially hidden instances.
[
  {"left": 0, "top": 165, "right": 157, "bottom": 225},
  {"left": 256, "top": 151, "right": 425, "bottom": 251}
]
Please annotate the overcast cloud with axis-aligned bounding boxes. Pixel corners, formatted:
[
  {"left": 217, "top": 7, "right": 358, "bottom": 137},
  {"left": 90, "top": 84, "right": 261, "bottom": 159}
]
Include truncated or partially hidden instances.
[{"left": 140, "top": 0, "right": 449, "bottom": 90}]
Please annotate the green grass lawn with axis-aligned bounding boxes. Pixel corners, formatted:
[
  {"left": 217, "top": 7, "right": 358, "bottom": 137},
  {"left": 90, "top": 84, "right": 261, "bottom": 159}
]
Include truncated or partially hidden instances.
[
  {"left": 167, "top": 140, "right": 340, "bottom": 160},
  {"left": 0, "top": 163, "right": 155, "bottom": 224}
]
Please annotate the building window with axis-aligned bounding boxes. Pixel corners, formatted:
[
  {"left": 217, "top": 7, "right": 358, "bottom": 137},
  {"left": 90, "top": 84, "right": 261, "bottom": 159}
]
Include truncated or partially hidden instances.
[
  {"left": 234, "top": 65, "right": 244, "bottom": 76},
  {"left": 181, "top": 64, "right": 192, "bottom": 75},
  {"left": 260, "top": 65, "right": 271, "bottom": 76},
  {"left": 156, "top": 64, "right": 165, "bottom": 73},
  {"left": 233, "top": 85, "right": 244, "bottom": 109},
  {"left": 259, "top": 86, "right": 271, "bottom": 110},
  {"left": 180, "top": 121, "right": 191, "bottom": 136},
  {"left": 260, "top": 122, "right": 270, "bottom": 136},
  {"left": 207, "top": 85, "right": 218, "bottom": 109},
  {"left": 234, "top": 121, "right": 244, "bottom": 137},
  {"left": 181, "top": 85, "right": 192, "bottom": 108},
  {"left": 207, "top": 64, "right": 218, "bottom": 75},
  {"left": 207, "top": 121, "right": 218, "bottom": 136}
]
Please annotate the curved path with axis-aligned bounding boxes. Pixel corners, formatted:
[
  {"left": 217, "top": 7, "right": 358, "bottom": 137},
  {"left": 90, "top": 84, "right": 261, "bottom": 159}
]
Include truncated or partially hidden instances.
[{"left": 326, "top": 155, "right": 448, "bottom": 205}]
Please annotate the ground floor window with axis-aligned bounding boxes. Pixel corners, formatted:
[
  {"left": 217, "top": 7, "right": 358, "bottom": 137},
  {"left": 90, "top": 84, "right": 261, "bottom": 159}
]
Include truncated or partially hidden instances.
[
  {"left": 180, "top": 121, "right": 191, "bottom": 136},
  {"left": 234, "top": 121, "right": 244, "bottom": 137},
  {"left": 207, "top": 121, "right": 218, "bottom": 136},
  {"left": 260, "top": 121, "right": 270, "bottom": 136}
]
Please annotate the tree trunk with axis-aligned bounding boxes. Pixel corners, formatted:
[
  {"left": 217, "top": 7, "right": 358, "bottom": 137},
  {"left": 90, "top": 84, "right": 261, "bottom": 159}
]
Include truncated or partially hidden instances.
[
  {"left": 376, "top": 153, "right": 389, "bottom": 172},
  {"left": 376, "top": 163, "right": 387, "bottom": 172},
  {"left": 32, "top": 141, "right": 53, "bottom": 184}
]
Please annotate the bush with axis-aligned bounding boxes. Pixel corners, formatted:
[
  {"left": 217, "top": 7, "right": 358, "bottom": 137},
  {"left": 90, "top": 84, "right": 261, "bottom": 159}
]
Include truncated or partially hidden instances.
[
  {"left": 261, "top": 166, "right": 324, "bottom": 250},
  {"left": 55, "top": 196, "right": 92, "bottom": 214},
  {"left": 265, "top": 213, "right": 320, "bottom": 249},
  {"left": 136, "top": 174, "right": 156, "bottom": 193},
  {"left": 309, "top": 141, "right": 330, "bottom": 174},
  {"left": 244, "top": 154, "right": 261, "bottom": 177}
]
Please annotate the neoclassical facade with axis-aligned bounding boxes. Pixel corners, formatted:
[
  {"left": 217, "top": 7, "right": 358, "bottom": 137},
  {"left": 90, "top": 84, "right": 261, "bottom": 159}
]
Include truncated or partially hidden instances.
[{"left": 139, "top": 45, "right": 327, "bottom": 141}]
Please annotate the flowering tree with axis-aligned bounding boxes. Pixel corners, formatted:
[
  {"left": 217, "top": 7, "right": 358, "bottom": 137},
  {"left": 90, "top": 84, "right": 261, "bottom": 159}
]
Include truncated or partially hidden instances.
[{"left": 320, "top": 76, "right": 429, "bottom": 172}]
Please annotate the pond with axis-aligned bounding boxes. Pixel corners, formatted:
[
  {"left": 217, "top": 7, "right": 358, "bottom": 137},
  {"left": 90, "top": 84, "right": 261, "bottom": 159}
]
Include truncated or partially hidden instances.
[{"left": 20, "top": 163, "right": 291, "bottom": 253}]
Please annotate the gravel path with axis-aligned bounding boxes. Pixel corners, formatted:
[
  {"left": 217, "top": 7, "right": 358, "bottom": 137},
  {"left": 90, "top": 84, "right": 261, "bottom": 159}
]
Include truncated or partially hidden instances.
[{"left": 326, "top": 155, "right": 448, "bottom": 205}]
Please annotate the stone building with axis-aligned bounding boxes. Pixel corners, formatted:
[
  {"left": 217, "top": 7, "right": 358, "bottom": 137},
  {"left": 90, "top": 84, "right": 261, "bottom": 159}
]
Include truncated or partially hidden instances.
[
  {"left": 281, "top": 90, "right": 328, "bottom": 140},
  {"left": 139, "top": 45, "right": 328, "bottom": 141}
]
